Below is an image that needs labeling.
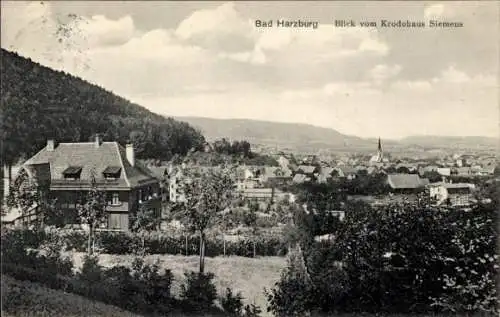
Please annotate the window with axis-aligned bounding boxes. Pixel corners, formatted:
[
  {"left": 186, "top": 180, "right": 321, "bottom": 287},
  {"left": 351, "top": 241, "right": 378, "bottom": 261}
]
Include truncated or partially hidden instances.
[
  {"left": 103, "top": 166, "right": 121, "bottom": 179},
  {"left": 111, "top": 192, "right": 120, "bottom": 205},
  {"left": 62, "top": 166, "right": 82, "bottom": 180},
  {"left": 108, "top": 214, "right": 129, "bottom": 230}
]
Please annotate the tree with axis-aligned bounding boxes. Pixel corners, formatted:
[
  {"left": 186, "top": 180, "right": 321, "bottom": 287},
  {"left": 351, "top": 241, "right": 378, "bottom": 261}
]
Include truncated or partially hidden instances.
[
  {"left": 173, "top": 165, "right": 236, "bottom": 273},
  {"left": 243, "top": 208, "right": 259, "bottom": 258},
  {"left": 423, "top": 171, "right": 442, "bottom": 182},
  {"left": 77, "top": 170, "right": 108, "bottom": 255},
  {"left": 131, "top": 204, "right": 161, "bottom": 256},
  {"left": 6, "top": 168, "right": 58, "bottom": 227}
]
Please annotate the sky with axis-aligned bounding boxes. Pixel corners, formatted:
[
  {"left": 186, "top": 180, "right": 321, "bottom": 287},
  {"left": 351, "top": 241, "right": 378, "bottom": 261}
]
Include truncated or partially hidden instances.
[{"left": 1, "top": 1, "right": 499, "bottom": 139}]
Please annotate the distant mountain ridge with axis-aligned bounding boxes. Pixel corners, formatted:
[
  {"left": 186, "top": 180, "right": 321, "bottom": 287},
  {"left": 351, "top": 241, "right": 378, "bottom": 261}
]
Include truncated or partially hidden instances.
[{"left": 175, "top": 116, "right": 498, "bottom": 152}]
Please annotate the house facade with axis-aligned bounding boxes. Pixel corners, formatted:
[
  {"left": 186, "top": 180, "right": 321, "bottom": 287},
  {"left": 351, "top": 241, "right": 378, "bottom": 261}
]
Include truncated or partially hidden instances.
[
  {"left": 21, "top": 135, "right": 161, "bottom": 231},
  {"left": 428, "top": 182, "right": 475, "bottom": 206}
]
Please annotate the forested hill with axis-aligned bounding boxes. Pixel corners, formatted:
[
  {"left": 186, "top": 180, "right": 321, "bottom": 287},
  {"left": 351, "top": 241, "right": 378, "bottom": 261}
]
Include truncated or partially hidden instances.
[{"left": 0, "top": 49, "right": 205, "bottom": 165}]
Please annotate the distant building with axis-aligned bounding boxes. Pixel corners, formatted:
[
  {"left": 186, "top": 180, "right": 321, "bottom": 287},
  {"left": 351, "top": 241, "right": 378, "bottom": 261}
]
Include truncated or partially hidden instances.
[
  {"left": 386, "top": 174, "right": 429, "bottom": 193},
  {"left": 369, "top": 137, "right": 384, "bottom": 164},
  {"left": 239, "top": 187, "right": 289, "bottom": 202},
  {"left": 277, "top": 155, "right": 290, "bottom": 169},
  {"left": 437, "top": 168, "right": 451, "bottom": 177},
  {"left": 333, "top": 166, "right": 357, "bottom": 180},
  {"left": 428, "top": 182, "right": 475, "bottom": 206},
  {"left": 297, "top": 165, "right": 319, "bottom": 176},
  {"left": 292, "top": 174, "right": 310, "bottom": 184}
]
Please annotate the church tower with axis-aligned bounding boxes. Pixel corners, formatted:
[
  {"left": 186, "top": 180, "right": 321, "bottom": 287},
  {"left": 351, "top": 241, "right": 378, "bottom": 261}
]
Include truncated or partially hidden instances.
[
  {"left": 377, "top": 137, "right": 383, "bottom": 162},
  {"left": 369, "top": 137, "right": 384, "bottom": 164}
]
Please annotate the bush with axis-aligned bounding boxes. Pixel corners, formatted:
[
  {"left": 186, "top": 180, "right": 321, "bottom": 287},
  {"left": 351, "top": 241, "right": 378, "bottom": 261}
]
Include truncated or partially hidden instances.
[
  {"left": 129, "top": 257, "right": 174, "bottom": 314},
  {"left": 268, "top": 199, "right": 499, "bottom": 315},
  {"left": 74, "top": 256, "right": 174, "bottom": 314},
  {"left": 3, "top": 228, "right": 289, "bottom": 257},
  {"left": 80, "top": 255, "right": 102, "bottom": 282},
  {"left": 265, "top": 275, "right": 315, "bottom": 317},
  {"left": 243, "top": 303, "right": 263, "bottom": 317},
  {"left": 180, "top": 271, "right": 217, "bottom": 313},
  {"left": 220, "top": 287, "right": 244, "bottom": 316}
]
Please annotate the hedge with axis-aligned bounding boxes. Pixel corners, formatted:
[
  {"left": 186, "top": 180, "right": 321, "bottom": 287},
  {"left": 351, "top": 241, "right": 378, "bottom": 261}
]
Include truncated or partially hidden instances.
[{"left": 1, "top": 228, "right": 288, "bottom": 257}]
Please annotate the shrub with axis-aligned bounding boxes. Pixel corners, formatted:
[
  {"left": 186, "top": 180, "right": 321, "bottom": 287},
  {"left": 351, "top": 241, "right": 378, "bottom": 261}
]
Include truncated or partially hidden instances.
[
  {"left": 180, "top": 271, "right": 217, "bottom": 313},
  {"left": 220, "top": 287, "right": 244, "bottom": 316},
  {"left": 243, "top": 303, "right": 263, "bottom": 317},
  {"left": 4, "top": 227, "right": 289, "bottom": 257},
  {"left": 129, "top": 257, "right": 174, "bottom": 314},
  {"left": 269, "top": 198, "right": 499, "bottom": 315},
  {"left": 79, "top": 255, "right": 102, "bottom": 285}
]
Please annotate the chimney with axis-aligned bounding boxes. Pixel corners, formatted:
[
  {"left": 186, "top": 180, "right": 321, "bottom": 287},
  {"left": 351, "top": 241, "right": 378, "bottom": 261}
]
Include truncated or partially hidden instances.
[
  {"left": 126, "top": 144, "right": 135, "bottom": 166},
  {"left": 2, "top": 164, "right": 10, "bottom": 200},
  {"left": 94, "top": 134, "right": 102, "bottom": 148},
  {"left": 47, "top": 139, "right": 55, "bottom": 151}
]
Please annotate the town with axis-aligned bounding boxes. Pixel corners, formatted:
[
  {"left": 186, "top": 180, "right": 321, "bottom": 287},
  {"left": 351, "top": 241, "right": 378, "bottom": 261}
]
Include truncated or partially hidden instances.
[{"left": 2, "top": 135, "right": 497, "bottom": 230}]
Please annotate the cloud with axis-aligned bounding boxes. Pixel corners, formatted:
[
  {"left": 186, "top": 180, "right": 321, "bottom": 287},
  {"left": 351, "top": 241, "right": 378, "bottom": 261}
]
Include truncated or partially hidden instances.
[
  {"left": 368, "top": 64, "right": 402, "bottom": 82},
  {"left": 80, "top": 15, "right": 136, "bottom": 47},
  {"left": 435, "top": 65, "right": 471, "bottom": 83},
  {"left": 424, "top": 3, "right": 445, "bottom": 19},
  {"left": 175, "top": 2, "right": 255, "bottom": 53},
  {"left": 359, "top": 37, "right": 389, "bottom": 55},
  {"left": 391, "top": 80, "right": 432, "bottom": 92},
  {"left": 2, "top": 1, "right": 497, "bottom": 139}
]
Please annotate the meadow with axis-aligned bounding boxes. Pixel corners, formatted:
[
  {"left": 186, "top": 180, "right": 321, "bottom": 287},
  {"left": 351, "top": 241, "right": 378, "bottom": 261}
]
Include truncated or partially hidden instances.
[{"left": 68, "top": 252, "right": 286, "bottom": 316}]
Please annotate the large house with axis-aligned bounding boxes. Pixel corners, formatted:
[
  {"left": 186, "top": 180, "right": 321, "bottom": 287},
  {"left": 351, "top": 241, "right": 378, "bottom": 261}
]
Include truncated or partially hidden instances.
[{"left": 19, "top": 135, "right": 161, "bottom": 231}]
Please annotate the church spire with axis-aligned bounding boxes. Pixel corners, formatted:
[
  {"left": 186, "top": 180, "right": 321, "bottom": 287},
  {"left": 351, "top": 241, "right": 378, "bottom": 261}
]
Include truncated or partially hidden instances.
[{"left": 378, "top": 137, "right": 382, "bottom": 152}]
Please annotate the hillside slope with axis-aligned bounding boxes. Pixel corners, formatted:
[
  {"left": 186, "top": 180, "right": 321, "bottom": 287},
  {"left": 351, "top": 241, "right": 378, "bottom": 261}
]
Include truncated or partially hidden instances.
[
  {"left": 0, "top": 49, "right": 205, "bottom": 165},
  {"left": 1, "top": 275, "right": 142, "bottom": 317},
  {"left": 400, "top": 135, "right": 499, "bottom": 150},
  {"left": 175, "top": 116, "right": 381, "bottom": 152}
]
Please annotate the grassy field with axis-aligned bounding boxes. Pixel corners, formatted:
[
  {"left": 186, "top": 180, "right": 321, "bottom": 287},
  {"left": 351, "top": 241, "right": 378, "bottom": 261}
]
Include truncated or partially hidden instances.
[{"left": 69, "top": 252, "right": 286, "bottom": 316}]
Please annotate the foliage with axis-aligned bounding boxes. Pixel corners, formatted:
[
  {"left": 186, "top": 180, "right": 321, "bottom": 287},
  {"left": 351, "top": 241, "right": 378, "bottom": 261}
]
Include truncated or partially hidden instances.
[
  {"left": 0, "top": 48, "right": 205, "bottom": 165},
  {"left": 243, "top": 303, "right": 263, "bottom": 317},
  {"left": 76, "top": 171, "right": 108, "bottom": 255},
  {"left": 267, "top": 192, "right": 499, "bottom": 315},
  {"left": 2, "top": 228, "right": 289, "bottom": 257},
  {"left": 180, "top": 271, "right": 218, "bottom": 313},
  {"left": 74, "top": 256, "right": 174, "bottom": 314},
  {"left": 424, "top": 170, "right": 443, "bottom": 182},
  {"left": 5, "top": 168, "right": 59, "bottom": 227},
  {"left": 220, "top": 287, "right": 244, "bottom": 316},
  {"left": 213, "top": 138, "right": 252, "bottom": 158},
  {"left": 341, "top": 172, "right": 391, "bottom": 195},
  {"left": 130, "top": 204, "right": 161, "bottom": 255},
  {"left": 265, "top": 245, "right": 315, "bottom": 317}
]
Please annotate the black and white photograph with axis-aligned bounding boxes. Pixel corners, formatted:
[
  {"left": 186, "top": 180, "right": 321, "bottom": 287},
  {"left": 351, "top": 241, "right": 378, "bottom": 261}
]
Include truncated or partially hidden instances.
[{"left": 1, "top": 1, "right": 498, "bottom": 316}]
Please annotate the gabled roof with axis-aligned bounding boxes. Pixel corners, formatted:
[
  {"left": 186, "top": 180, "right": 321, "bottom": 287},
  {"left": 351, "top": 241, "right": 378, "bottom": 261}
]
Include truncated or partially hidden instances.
[
  {"left": 428, "top": 182, "right": 474, "bottom": 190},
  {"left": 320, "top": 167, "right": 335, "bottom": 176},
  {"left": 24, "top": 142, "right": 157, "bottom": 189},
  {"left": 455, "top": 167, "right": 472, "bottom": 174},
  {"left": 148, "top": 166, "right": 168, "bottom": 180},
  {"left": 293, "top": 174, "right": 308, "bottom": 183},
  {"left": 387, "top": 174, "right": 428, "bottom": 189},
  {"left": 437, "top": 168, "right": 451, "bottom": 176},
  {"left": 336, "top": 166, "right": 357, "bottom": 176},
  {"left": 297, "top": 165, "right": 317, "bottom": 174}
]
